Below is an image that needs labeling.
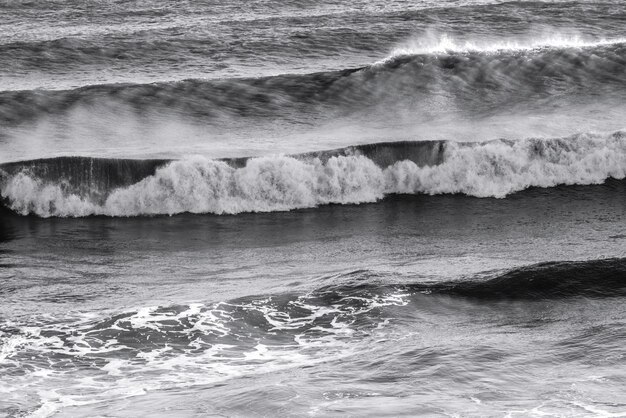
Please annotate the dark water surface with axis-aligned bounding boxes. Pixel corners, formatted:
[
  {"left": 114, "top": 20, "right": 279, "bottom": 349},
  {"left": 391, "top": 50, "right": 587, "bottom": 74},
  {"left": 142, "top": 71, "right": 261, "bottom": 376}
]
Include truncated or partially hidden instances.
[{"left": 2, "top": 182, "right": 626, "bottom": 416}]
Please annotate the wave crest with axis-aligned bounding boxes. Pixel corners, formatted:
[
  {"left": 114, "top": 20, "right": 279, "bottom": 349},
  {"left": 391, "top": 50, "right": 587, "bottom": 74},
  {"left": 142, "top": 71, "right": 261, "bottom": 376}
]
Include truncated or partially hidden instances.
[{"left": 385, "top": 34, "right": 626, "bottom": 59}]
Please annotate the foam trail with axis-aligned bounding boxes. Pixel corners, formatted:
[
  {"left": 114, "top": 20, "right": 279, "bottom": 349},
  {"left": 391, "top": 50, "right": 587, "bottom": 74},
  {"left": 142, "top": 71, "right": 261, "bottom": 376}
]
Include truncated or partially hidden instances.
[{"left": 1, "top": 131, "right": 625, "bottom": 217}]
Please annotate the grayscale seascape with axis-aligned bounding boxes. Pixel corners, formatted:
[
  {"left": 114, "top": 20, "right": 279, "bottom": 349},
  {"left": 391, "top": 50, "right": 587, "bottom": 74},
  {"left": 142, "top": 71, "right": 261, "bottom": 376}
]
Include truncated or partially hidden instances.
[{"left": 1, "top": 1, "right": 625, "bottom": 416}]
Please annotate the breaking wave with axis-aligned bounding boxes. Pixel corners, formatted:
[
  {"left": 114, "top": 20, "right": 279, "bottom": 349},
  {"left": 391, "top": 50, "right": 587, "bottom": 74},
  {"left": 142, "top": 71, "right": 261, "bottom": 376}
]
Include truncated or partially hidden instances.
[
  {"left": 1, "top": 130, "right": 625, "bottom": 217},
  {"left": 386, "top": 34, "right": 626, "bottom": 58}
]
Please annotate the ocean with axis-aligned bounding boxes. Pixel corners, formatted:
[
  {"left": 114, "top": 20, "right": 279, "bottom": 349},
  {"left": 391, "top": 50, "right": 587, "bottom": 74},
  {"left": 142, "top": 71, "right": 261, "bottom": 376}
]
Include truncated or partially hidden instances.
[{"left": 1, "top": 0, "right": 625, "bottom": 416}]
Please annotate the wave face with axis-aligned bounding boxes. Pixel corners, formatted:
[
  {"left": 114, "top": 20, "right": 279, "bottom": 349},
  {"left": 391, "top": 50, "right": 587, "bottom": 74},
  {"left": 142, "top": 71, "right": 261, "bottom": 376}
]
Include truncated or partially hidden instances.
[
  {"left": 0, "top": 157, "right": 171, "bottom": 205},
  {"left": 1, "top": 131, "right": 624, "bottom": 217},
  {"left": 404, "top": 258, "right": 626, "bottom": 300},
  {"left": 2, "top": 40, "right": 625, "bottom": 126}
]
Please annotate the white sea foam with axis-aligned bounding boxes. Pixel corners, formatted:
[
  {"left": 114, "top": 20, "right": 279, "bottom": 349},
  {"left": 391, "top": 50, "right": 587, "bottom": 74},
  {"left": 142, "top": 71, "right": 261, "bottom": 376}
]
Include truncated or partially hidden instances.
[
  {"left": 1, "top": 131, "right": 625, "bottom": 217},
  {"left": 1, "top": 288, "right": 409, "bottom": 417},
  {"left": 384, "top": 33, "right": 626, "bottom": 61}
]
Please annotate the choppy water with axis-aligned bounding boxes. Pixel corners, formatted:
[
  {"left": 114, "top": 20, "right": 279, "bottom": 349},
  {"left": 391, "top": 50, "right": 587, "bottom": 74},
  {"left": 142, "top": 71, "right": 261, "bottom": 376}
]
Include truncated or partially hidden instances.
[{"left": 1, "top": 0, "right": 626, "bottom": 416}]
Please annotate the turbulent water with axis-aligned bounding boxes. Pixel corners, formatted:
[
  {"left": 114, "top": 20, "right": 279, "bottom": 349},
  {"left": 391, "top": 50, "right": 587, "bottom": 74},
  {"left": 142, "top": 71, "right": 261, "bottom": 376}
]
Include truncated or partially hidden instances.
[{"left": 1, "top": 0, "right": 626, "bottom": 417}]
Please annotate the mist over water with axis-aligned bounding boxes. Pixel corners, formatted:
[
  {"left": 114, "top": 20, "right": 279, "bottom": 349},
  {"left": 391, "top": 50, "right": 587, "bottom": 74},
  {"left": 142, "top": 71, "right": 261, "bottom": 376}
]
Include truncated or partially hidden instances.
[
  {"left": 1, "top": 0, "right": 626, "bottom": 417},
  {"left": 2, "top": 5, "right": 626, "bottom": 162}
]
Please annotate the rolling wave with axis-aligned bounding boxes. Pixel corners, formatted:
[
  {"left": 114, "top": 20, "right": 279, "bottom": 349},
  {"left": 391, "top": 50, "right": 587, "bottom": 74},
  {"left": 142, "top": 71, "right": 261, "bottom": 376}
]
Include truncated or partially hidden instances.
[
  {"left": 1, "top": 40, "right": 624, "bottom": 126},
  {"left": 1, "top": 130, "right": 624, "bottom": 217},
  {"left": 400, "top": 258, "right": 626, "bottom": 300}
]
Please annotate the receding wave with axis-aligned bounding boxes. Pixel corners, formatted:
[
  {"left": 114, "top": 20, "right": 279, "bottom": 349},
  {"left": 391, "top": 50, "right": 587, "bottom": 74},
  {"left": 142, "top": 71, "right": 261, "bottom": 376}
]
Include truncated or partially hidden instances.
[
  {"left": 2, "top": 257, "right": 624, "bottom": 414},
  {"left": 1, "top": 257, "right": 624, "bottom": 415},
  {"left": 0, "top": 278, "right": 410, "bottom": 416},
  {"left": 1, "top": 130, "right": 625, "bottom": 217},
  {"left": 1, "top": 40, "right": 624, "bottom": 126}
]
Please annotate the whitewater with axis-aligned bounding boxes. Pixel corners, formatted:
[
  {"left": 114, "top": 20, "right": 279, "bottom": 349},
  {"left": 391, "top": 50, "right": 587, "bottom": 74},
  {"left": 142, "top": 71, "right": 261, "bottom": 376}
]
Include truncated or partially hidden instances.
[{"left": 2, "top": 131, "right": 626, "bottom": 217}]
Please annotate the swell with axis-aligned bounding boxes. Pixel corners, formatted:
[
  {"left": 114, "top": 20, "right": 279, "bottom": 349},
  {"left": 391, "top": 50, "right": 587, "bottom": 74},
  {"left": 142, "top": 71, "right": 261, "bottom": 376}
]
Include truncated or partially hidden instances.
[
  {"left": 1, "top": 130, "right": 625, "bottom": 217},
  {"left": 2, "top": 1, "right": 623, "bottom": 72},
  {"left": 434, "top": 258, "right": 626, "bottom": 299},
  {"left": 323, "top": 258, "right": 626, "bottom": 300},
  {"left": 1, "top": 41, "right": 625, "bottom": 126}
]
